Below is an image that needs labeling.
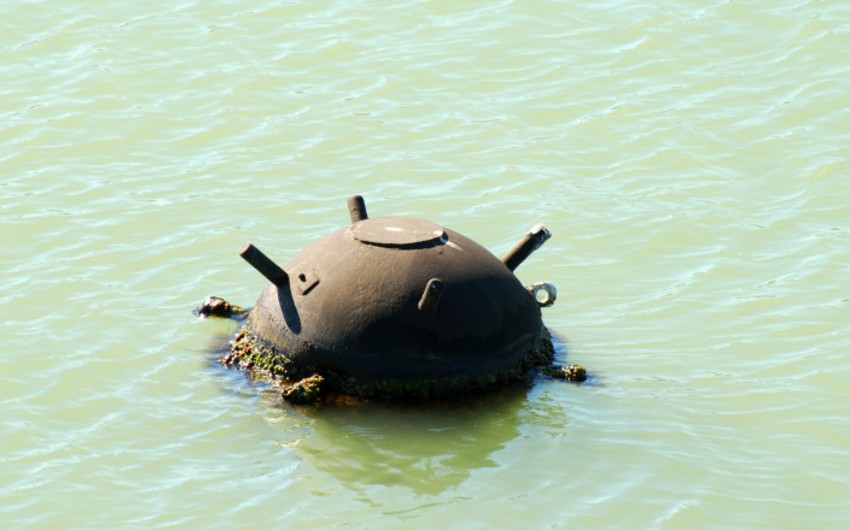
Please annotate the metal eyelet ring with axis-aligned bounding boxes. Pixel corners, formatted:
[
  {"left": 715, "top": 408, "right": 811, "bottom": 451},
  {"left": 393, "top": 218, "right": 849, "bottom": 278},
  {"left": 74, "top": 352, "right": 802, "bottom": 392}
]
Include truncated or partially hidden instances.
[{"left": 529, "top": 282, "right": 557, "bottom": 307}]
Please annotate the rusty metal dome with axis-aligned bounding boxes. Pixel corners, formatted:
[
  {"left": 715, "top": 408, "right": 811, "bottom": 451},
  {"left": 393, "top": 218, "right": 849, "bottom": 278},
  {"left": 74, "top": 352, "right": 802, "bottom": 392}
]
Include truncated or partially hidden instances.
[{"left": 233, "top": 195, "right": 556, "bottom": 399}]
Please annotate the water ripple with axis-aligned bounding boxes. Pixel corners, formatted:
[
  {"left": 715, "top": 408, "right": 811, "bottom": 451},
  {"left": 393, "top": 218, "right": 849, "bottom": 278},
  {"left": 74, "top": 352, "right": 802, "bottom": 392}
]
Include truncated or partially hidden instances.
[{"left": 3, "top": 1, "right": 850, "bottom": 528}]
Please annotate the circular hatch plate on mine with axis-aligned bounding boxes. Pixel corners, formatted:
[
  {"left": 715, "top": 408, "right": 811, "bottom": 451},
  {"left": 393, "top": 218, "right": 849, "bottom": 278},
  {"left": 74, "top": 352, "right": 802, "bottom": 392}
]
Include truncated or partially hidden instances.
[{"left": 349, "top": 217, "right": 447, "bottom": 248}]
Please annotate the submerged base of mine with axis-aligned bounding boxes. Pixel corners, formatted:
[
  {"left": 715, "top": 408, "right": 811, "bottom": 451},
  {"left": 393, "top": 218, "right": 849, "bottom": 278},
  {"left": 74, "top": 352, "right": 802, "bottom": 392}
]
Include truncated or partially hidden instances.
[{"left": 220, "top": 322, "right": 557, "bottom": 403}]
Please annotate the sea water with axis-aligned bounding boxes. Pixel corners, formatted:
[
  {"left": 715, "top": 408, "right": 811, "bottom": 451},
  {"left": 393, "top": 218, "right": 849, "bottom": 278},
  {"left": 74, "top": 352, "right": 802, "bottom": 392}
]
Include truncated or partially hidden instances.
[{"left": 3, "top": 1, "right": 849, "bottom": 528}]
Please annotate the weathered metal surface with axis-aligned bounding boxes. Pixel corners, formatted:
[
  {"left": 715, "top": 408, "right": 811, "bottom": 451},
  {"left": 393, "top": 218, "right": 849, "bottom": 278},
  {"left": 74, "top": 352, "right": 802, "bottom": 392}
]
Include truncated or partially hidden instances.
[
  {"left": 417, "top": 278, "right": 444, "bottom": 314},
  {"left": 347, "top": 194, "right": 368, "bottom": 223},
  {"left": 234, "top": 195, "right": 556, "bottom": 399},
  {"left": 240, "top": 243, "right": 289, "bottom": 288},
  {"left": 350, "top": 217, "right": 446, "bottom": 248},
  {"left": 501, "top": 223, "right": 551, "bottom": 271},
  {"left": 529, "top": 281, "right": 558, "bottom": 308}
]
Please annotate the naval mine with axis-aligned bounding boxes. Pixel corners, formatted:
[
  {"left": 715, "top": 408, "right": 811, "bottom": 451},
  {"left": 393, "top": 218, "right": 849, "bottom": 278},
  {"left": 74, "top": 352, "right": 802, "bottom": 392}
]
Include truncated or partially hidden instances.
[{"left": 203, "top": 195, "right": 583, "bottom": 403}]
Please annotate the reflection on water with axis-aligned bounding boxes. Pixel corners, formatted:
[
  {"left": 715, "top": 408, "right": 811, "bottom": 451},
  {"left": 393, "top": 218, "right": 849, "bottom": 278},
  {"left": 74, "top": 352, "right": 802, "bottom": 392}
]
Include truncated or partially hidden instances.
[
  {"left": 217, "top": 329, "right": 589, "bottom": 500},
  {"left": 297, "top": 385, "right": 530, "bottom": 496}
]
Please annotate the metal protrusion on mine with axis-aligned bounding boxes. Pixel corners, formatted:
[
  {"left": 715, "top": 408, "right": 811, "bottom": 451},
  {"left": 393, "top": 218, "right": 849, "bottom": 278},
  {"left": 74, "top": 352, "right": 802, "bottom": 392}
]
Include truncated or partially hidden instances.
[
  {"left": 529, "top": 281, "right": 557, "bottom": 307},
  {"left": 501, "top": 223, "right": 551, "bottom": 272},
  {"left": 240, "top": 243, "right": 290, "bottom": 287},
  {"left": 417, "top": 278, "right": 444, "bottom": 314},
  {"left": 348, "top": 195, "right": 368, "bottom": 224}
]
